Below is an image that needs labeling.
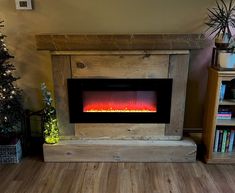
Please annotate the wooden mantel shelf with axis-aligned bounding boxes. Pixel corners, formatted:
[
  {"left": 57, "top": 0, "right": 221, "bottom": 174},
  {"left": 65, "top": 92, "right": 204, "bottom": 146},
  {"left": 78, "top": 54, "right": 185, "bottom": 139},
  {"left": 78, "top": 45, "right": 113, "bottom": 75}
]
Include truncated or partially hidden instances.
[{"left": 35, "top": 34, "right": 211, "bottom": 51}]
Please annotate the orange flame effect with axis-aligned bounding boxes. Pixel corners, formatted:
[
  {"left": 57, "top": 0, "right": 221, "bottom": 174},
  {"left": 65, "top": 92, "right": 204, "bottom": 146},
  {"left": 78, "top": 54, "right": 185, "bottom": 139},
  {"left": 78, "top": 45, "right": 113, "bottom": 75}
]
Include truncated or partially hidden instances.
[{"left": 84, "top": 102, "right": 157, "bottom": 113}]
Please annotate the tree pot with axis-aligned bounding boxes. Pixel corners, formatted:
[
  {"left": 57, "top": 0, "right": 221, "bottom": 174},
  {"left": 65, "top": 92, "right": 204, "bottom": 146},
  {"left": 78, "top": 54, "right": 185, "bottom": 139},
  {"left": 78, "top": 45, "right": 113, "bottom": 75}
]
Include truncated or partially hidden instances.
[{"left": 0, "top": 138, "right": 22, "bottom": 164}]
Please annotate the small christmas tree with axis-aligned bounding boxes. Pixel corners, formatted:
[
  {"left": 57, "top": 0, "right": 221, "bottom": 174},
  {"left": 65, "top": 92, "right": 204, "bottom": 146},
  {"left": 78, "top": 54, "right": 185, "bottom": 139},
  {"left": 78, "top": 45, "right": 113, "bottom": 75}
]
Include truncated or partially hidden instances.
[
  {"left": 0, "top": 21, "right": 23, "bottom": 141},
  {"left": 41, "top": 83, "right": 59, "bottom": 144}
]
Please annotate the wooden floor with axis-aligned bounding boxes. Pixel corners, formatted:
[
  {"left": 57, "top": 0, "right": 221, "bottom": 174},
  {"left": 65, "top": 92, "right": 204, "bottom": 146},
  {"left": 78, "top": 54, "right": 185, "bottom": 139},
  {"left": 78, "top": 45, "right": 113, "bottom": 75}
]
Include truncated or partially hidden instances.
[{"left": 0, "top": 157, "right": 235, "bottom": 193}]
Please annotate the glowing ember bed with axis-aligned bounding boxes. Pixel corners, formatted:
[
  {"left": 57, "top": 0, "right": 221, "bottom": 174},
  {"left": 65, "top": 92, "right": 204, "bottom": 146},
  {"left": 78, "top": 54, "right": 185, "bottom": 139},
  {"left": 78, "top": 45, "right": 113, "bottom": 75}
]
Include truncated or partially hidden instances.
[{"left": 83, "top": 91, "right": 157, "bottom": 112}]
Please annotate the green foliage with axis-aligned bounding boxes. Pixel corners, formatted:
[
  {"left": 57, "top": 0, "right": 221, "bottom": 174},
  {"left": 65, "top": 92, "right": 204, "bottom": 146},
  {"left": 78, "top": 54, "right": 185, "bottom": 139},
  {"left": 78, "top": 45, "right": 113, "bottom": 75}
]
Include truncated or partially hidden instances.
[
  {"left": 0, "top": 20, "right": 23, "bottom": 137},
  {"left": 41, "top": 83, "right": 59, "bottom": 144},
  {"left": 206, "top": 0, "right": 235, "bottom": 40},
  {"left": 43, "top": 107, "right": 59, "bottom": 144}
]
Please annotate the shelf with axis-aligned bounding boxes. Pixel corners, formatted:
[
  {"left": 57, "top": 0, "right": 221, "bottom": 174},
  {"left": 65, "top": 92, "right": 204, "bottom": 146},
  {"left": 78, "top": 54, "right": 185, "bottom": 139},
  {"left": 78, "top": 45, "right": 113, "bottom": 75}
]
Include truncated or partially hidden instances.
[
  {"left": 217, "top": 118, "right": 235, "bottom": 126},
  {"left": 219, "top": 99, "right": 235, "bottom": 105},
  {"left": 203, "top": 68, "right": 235, "bottom": 163},
  {"left": 206, "top": 152, "right": 235, "bottom": 164}
]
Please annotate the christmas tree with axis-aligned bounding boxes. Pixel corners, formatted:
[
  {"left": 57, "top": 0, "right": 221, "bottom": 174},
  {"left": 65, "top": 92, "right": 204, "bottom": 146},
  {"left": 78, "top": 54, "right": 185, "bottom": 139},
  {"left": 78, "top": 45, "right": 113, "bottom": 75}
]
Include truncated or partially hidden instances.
[{"left": 0, "top": 21, "right": 23, "bottom": 139}]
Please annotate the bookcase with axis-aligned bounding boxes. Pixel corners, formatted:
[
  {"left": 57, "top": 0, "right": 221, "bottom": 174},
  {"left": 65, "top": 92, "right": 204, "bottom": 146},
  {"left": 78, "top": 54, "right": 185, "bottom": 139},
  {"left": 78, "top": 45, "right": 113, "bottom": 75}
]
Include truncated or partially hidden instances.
[{"left": 203, "top": 67, "right": 235, "bottom": 163}]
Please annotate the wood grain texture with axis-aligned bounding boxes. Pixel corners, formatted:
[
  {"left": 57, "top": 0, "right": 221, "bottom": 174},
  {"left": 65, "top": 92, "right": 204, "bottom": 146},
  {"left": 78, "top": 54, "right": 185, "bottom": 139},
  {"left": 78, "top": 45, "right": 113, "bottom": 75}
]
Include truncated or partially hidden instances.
[
  {"left": 52, "top": 50, "right": 189, "bottom": 55},
  {"left": 35, "top": 34, "right": 211, "bottom": 51},
  {"left": 74, "top": 123, "right": 166, "bottom": 140},
  {"left": 71, "top": 54, "right": 169, "bottom": 78},
  {"left": 43, "top": 138, "right": 196, "bottom": 162},
  {"left": 2, "top": 157, "right": 235, "bottom": 193},
  {"left": 165, "top": 54, "right": 189, "bottom": 136},
  {"left": 51, "top": 52, "right": 189, "bottom": 139},
  {"left": 51, "top": 55, "right": 74, "bottom": 136},
  {"left": 2, "top": 158, "right": 235, "bottom": 193},
  {"left": 202, "top": 68, "right": 219, "bottom": 161}
]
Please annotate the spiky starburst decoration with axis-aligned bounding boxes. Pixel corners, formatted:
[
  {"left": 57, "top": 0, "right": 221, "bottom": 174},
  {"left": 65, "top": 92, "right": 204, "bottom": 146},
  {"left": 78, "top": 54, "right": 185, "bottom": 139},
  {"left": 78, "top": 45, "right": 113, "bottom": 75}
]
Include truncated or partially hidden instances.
[{"left": 206, "top": 0, "right": 235, "bottom": 40}]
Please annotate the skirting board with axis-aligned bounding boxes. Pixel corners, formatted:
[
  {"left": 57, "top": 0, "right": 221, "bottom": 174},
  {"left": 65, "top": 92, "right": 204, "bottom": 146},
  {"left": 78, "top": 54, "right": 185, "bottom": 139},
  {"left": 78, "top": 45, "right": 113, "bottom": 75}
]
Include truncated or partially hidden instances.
[{"left": 43, "top": 137, "right": 196, "bottom": 162}]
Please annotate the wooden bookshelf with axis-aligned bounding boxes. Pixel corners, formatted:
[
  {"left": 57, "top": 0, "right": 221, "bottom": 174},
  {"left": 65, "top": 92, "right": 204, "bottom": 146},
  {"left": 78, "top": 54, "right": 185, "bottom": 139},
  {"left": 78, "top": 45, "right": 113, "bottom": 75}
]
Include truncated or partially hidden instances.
[{"left": 203, "top": 67, "right": 235, "bottom": 164}]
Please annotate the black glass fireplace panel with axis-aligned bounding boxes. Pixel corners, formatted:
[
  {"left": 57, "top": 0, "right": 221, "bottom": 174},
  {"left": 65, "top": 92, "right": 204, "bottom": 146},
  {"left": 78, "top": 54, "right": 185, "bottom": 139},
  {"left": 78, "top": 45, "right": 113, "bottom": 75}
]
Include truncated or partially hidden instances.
[{"left": 67, "top": 79, "right": 172, "bottom": 123}]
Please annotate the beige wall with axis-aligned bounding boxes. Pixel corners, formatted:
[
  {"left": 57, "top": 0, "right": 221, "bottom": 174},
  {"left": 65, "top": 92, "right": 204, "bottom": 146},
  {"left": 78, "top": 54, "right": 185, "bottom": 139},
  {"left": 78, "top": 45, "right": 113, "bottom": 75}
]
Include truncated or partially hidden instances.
[{"left": 0, "top": 0, "right": 215, "bottom": 129}]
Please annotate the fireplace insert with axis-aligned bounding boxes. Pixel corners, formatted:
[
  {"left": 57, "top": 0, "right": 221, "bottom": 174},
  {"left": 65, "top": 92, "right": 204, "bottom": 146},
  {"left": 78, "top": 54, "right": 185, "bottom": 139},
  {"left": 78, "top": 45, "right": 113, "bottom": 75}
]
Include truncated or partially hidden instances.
[{"left": 67, "top": 79, "right": 172, "bottom": 123}]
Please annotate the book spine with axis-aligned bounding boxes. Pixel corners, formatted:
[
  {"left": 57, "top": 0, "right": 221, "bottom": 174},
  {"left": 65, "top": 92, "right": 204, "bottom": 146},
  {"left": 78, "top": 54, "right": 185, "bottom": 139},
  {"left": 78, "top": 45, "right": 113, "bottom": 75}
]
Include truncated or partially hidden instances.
[
  {"left": 217, "top": 111, "right": 232, "bottom": 114},
  {"left": 219, "top": 84, "right": 226, "bottom": 101},
  {"left": 217, "top": 113, "right": 232, "bottom": 116},
  {"left": 214, "top": 129, "right": 220, "bottom": 152},
  {"left": 221, "top": 130, "right": 228, "bottom": 153},
  {"left": 226, "top": 130, "right": 231, "bottom": 152},
  {"left": 217, "top": 116, "right": 232, "bottom": 120},
  {"left": 229, "top": 130, "right": 235, "bottom": 152},
  {"left": 218, "top": 130, "right": 224, "bottom": 152}
]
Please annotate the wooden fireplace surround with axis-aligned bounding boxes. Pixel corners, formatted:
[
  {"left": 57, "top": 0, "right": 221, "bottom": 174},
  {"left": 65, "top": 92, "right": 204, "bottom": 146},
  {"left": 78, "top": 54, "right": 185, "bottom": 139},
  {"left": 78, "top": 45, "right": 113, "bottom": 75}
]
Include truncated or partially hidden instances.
[{"left": 36, "top": 34, "right": 209, "bottom": 162}]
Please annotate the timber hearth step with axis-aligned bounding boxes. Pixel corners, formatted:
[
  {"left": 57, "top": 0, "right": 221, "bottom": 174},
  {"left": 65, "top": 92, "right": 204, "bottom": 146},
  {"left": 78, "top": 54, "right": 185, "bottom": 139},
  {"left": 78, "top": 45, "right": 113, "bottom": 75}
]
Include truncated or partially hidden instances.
[{"left": 43, "top": 138, "right": 196, "bottom": 162}]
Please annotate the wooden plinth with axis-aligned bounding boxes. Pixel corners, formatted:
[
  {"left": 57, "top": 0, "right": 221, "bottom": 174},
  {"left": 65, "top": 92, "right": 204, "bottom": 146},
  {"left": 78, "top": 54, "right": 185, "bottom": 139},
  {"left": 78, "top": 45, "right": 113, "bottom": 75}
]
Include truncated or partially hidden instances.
[{"left": 43, "top": 138, "right": 196, "bottom": 162}]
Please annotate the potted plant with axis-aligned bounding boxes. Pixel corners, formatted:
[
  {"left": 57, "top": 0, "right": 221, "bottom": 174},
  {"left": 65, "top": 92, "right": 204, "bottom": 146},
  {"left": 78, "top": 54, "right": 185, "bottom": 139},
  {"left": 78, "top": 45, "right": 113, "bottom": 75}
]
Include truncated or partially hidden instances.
[
  {"left": 205, "top": 0, "right": 235, "bottom": 69},
  {"left": 0, "top": 21, "right": 23, "bottom": 163},
  {"left": 206, "top": 0, "right": 235, "bottom": 48}
]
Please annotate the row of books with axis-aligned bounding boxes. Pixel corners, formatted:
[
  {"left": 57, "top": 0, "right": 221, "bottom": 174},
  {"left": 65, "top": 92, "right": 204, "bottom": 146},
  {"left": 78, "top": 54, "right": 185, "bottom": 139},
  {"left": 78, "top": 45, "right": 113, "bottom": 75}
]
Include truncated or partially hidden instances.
[
  {"left": 217, "top": 112, "right": 232, "bottom": 120},
  {"left": 214, "top": 129, "right": 235, "bottom": 153},
  {"left": 217, "top": 107, "right": 232, "bottom": 120}
]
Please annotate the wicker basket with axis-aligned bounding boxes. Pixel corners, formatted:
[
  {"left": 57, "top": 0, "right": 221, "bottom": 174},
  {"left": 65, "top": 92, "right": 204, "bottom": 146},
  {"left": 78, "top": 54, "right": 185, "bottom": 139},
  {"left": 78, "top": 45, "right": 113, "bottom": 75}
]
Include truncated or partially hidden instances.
[{"left": 0, "top": 139, "right": 22, "bottom": 164}]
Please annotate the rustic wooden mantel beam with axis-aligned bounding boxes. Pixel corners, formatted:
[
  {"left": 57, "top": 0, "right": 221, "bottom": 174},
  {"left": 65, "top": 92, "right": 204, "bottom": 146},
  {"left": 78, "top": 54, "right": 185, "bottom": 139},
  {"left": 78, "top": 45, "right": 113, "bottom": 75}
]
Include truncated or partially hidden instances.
[{"left": 35, "top": 34, "right": 211, "bottom": 51}]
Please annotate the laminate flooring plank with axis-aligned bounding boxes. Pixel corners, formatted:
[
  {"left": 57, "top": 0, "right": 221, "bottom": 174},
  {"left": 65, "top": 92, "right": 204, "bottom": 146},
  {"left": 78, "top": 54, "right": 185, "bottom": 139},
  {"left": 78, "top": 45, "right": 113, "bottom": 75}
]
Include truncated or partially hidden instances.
[{"left": 0, "top": 157, "right": 235, "bottom": 193}]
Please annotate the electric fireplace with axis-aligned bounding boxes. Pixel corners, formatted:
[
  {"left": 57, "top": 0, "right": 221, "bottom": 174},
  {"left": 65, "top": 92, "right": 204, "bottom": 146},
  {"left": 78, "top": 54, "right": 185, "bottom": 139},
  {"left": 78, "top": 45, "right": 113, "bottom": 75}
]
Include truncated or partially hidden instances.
[
  {"left": 37, "top": 34, "right": 199, "bottom": 162},
  {"left": 67, "top": 79, "right": 172, "bottom": 123}
]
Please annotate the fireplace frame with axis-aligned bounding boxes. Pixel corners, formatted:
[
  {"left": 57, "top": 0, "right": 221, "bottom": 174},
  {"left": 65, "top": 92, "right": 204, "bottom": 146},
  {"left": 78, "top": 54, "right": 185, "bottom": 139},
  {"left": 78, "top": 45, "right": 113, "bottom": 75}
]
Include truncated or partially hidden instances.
[
  {"left": 35, "top": 34, "right": 203, "bottom": 162},
  {"left": 48, "top": 51, "right": 190, "bottom": 138},
  {"left": 67, "top": 78, "right": 173, "bottom": 123}
]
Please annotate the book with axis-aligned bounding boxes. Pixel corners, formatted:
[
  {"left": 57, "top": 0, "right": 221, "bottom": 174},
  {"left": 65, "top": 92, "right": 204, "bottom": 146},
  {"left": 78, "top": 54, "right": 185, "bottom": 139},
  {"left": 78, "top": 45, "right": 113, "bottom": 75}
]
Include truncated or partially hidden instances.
[
  {"left": 217, "top": 117, "right": 232, "bottom": 120},
  {"left": 218, "top": 109, "right": 232, "bottom": 114},
  {"left": 226, "top": 130, "right": 231, "bottom": 152},
  {"left": 217, "top": 111, "right": 232, "bottom": 116},
  {"left": 214, "top": 129, "right": 220, "bottom": 152},
  {"left": 219, "top": 84, "right": 226, "bottom": 101},
  {"left": 217, "top": 115, "right": 232, "bottom": 120},
  {"left": 229, "top": 130, "right": 235, "bottom": 152},
  {"left": 221, "top": 130, "right": 228, "bottom": 153},
  {"left": 218, "top": 107, "right": 231, "bottom": 113},
  {"left": 218, "top": 130, "right": 224, "bottom": 152}
]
